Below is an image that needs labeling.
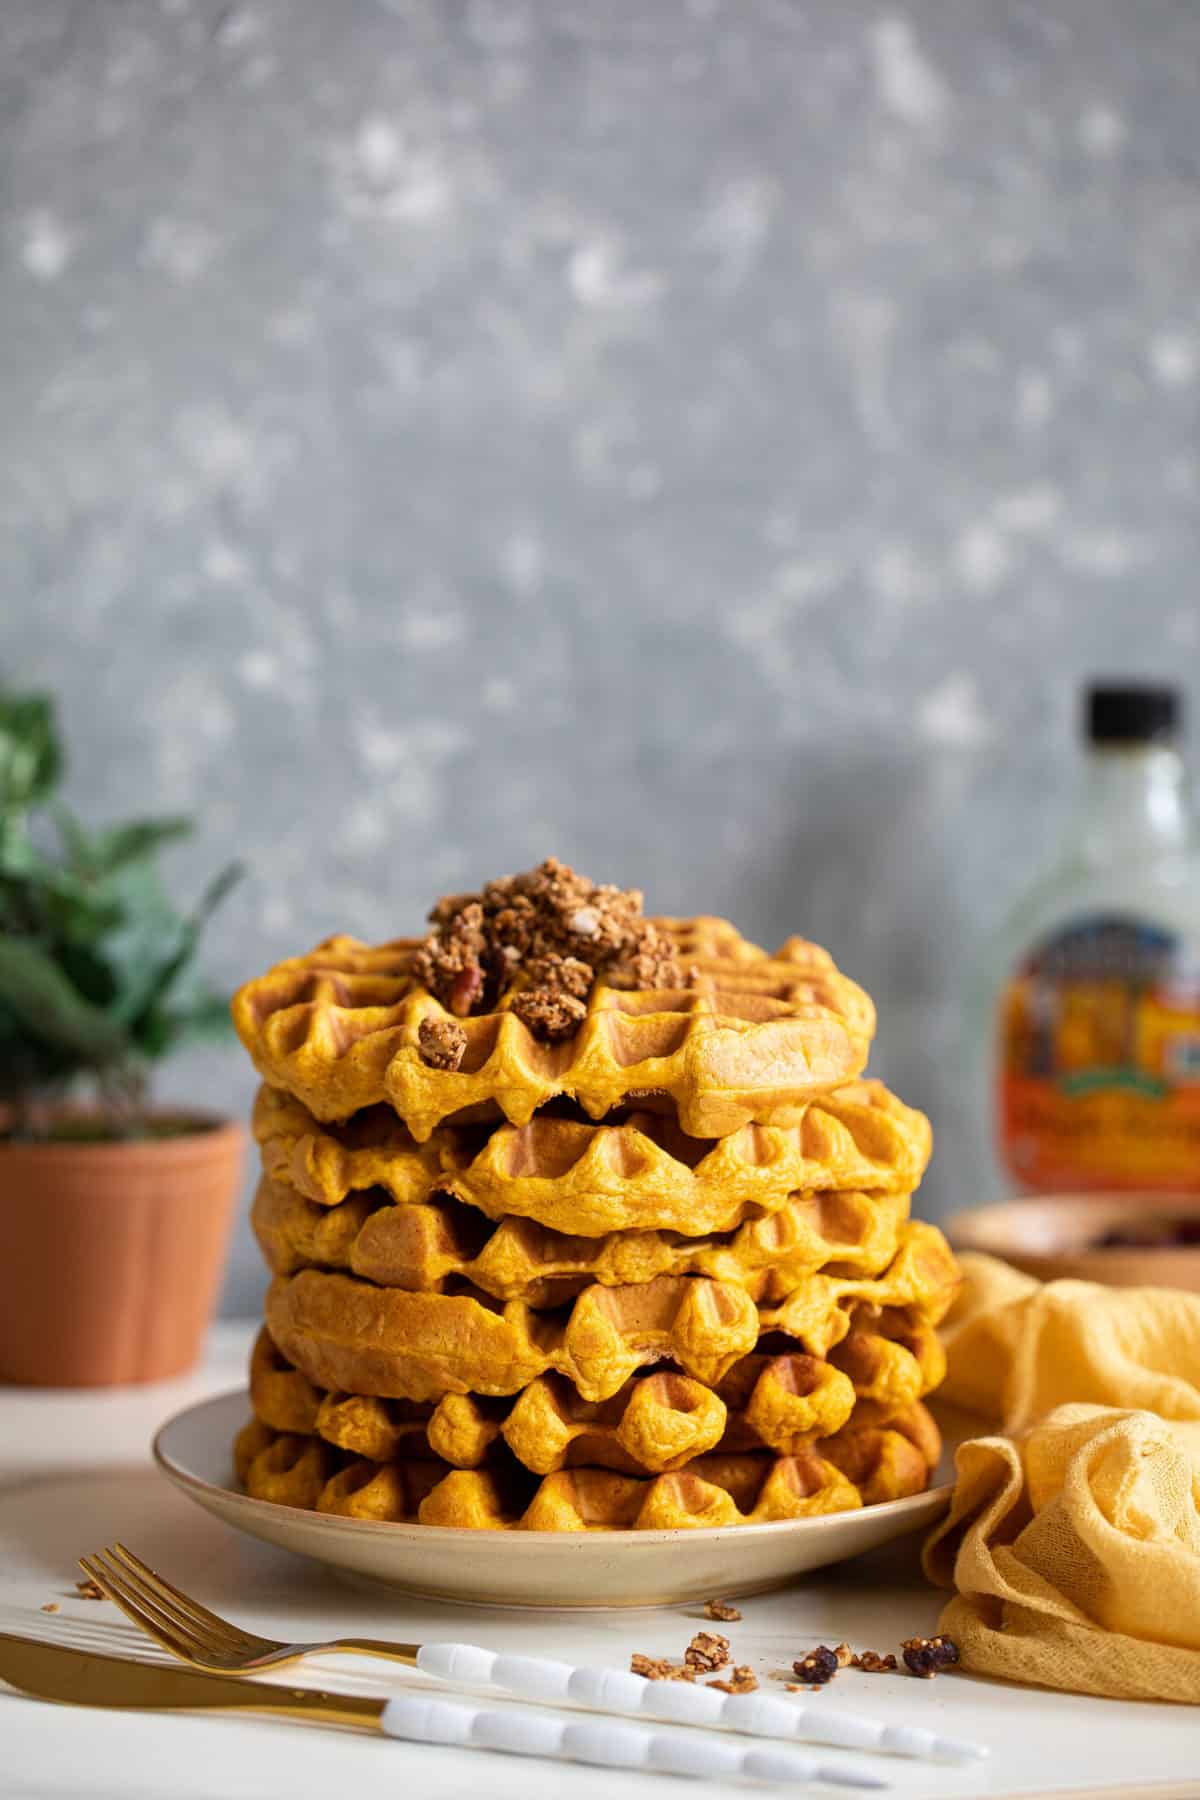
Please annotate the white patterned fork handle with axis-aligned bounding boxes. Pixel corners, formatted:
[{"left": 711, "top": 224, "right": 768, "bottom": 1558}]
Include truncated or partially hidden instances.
[
  {"left": 415, "top": 1644, "right": 986, "bottom": 1765},
  {"left": 382, "top": 1692, "right": 886, "bottom": 1788}
]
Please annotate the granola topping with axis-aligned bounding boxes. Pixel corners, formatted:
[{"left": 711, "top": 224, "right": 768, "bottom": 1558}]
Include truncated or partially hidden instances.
[
  {"left": 704, "top": 1598, "right": 742, "bottom": 1623},
  {"left": 415, "top": 859, "right": 689, "bottom": 1041},
  {"left": 852, "top": 1650, "right": 897, "bottom": 1673},
  {"left": 417, "top": 1016, "right": 468, "bottom": 1071}
]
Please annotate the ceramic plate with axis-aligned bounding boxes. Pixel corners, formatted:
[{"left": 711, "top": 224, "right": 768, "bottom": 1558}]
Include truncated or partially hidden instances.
[{"left": 154, "top": 1390, "right": 954, "bottom": 1609}]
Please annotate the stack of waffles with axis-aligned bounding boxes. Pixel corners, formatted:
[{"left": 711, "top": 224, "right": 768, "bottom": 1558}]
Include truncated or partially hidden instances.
[{"left": 230, "top": 875, "right": 960, "bottom": 1532}]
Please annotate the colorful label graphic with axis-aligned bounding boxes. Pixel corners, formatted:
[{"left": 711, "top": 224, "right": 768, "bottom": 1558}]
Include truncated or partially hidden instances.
[{"left": 997, "top": 914, "right": 1200, "bottom": 1191}]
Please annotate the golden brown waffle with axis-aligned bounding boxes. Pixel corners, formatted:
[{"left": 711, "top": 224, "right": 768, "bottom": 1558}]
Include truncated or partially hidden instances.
[
  {"left": 233, "top": 1419, "right": 338, "bottom": 1510},
  {"left": 253, "top": 1079, "right": 930, "bottom": 1237},
  {"left": 262, "top": 1221, "right": 959, "bottom": 1405},
  {"left": 233, "top": 920, "right": 876, "bottom": 1140},
  {"left": 819, "top": 1409, "right": 940, "bottom": 1507},
  {"left": 265, "top": 1268, "right": 763, "bottom": 1404},
  {"left": 249, "top": 1328, "right": 443, "bottom": 1459},
  {"left": 252, "top": 1175, "right": 913, "bottom": 1304},
  {"left": 753, "top": 1220, "right": 960, "bottom": 1354},
  {"left": 235, "top": 1423, "right": 936, "bottom": 1529},
  {"left": 826, "top": 1318, "right": 947, "bottom": 1426},
  {"left": 253, "top": 1086, "right": 448, "bottom": 1207},
  {"left": 248, "top": 1323, "right": 942, "bottom": 1473},
  {"left": 712, "top": 1328, "right": 945, "bottom": 1451}
]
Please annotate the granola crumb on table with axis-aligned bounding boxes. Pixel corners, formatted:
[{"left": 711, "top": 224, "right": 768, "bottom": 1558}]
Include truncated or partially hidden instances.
[
  {"left": 901, "top": 1634, "right": 960, "bottom": 1678},
  {"left": 629, "top": 1653, "right": 696, "bottom": 1683},
  {"left": 852, "top": 1649, "right": 898, "bottom": 1673},
  {"left": 784, "top": 1636, "right": 954, "bottom": 1684},
  {"left": 792, "top": 1645, "right": 841, "bottom": 1686},
  {"left": 684, "top": 1630, "right": 731, "bottom": 1673},
  {"left": 415, "top": 858, "right": 689, "bottom": 1048},
  {"left": 75, "top": 1577, "right": 106, "bottom": 1601},
  {"left": 704, "top": 1598, "right": 742, "bottom": 1623},
  {"left": 708, "top": 1665, "right": 758, "bottom": 1694}
]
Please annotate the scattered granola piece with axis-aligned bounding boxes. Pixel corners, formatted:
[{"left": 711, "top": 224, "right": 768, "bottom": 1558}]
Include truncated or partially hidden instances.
[
  {"left": 415, "top": 859, "right": 689, "bottom": 1040},
  {"left": 901, "top": 1634, "right": 960, "bottom": 1679},
  {"left": 704, "top": 1599, "right": 742, "bottom": 1623},
  {"left": 447, "top": 962, "right": 485, "bottom": 1017},
  {"left": 630, "top": 1653, "right": 697, "bottom": 1683},
  {"left": 509, "top": 985, "right": 588, "bottom": 1042},
  {"left": 851, "top": 1650, "right": 898, "bottom": 1673},
  {"left": 833, "top": 1642, "right": 853, "bottom": 1669},
  {"left": 40, "top": 1602, "right": 60, "bottom": 1613},
  {"left": 418, "top": 1016, "right": 467, "bottom": 1071},
  {"left": 792, "top": 1645, "right": 840, "bottom": 1686},
  {"left": 708, "top": 1665, "right": 758, "bottom": 1695},
  {"left": 75, "top": 1577, "right": 106, "bottom": 1601},
  {"left": 684, "top": 1630, "right": 731, "bottom": 1673}
]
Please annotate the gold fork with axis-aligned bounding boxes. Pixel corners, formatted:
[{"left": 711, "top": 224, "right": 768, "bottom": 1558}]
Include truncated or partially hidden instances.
[
  {"left": 77, "top": 1543, "right": 984, "bottom": 1765},
  {"left": 80, "top": 1544, "right": 417, "bottom": 1673}
]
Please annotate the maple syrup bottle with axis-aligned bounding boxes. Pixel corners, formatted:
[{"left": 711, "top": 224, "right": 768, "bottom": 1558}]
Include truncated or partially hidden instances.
[{"left": 988, "top": 683, "right": 1200, "bottom": 1194}]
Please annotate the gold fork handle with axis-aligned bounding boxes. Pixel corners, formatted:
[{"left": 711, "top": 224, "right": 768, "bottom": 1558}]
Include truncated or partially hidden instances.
[{"left": 327, "top": 1637, "right": 421, "bottom": 1667}]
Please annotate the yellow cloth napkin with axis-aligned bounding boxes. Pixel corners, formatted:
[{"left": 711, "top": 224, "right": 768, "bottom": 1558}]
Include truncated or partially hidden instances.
[{"left": 923, "top": 1252, "right": 1200, "bottom": 1702}]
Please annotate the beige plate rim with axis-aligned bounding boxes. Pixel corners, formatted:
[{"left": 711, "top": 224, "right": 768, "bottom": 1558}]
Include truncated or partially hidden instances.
[{"left": 152, "top": 1389, "right": 957, "bottom": 1548}]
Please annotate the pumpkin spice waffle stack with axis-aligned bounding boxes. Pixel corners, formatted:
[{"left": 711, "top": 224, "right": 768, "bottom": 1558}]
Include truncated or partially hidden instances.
[{"left": 231, "top": 858, "right": 959, "bottom": 1532}]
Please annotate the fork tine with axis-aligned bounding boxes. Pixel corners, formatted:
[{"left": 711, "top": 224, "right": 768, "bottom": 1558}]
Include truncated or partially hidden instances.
[
  {"left": 109, "top": 1544, "right": 248, "bottom": 1642},
  {"left": 77, "top": 1556, "right": 205, "bottom": 1666},
  {"left": 108, "top": 1545, "right": 260, "bottom": 1654},
  {"left": 85, "top": 1551, "right": 219, "bottom": 1661}
]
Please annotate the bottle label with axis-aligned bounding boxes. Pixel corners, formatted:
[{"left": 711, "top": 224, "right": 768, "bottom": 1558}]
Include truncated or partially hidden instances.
[{"left": 996, "top": 913, "right": 1200, "bottom": 1191}]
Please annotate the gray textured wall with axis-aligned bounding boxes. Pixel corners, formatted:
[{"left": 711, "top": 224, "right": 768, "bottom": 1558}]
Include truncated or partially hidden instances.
[{"left": 4, "top": 0, "right": 1199, "bottom": 1314}]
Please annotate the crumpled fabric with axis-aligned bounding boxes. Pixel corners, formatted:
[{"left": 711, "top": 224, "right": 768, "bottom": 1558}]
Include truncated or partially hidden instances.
[{"left": 923, "top": 1251, "right": 1200, "bottom": 1701}]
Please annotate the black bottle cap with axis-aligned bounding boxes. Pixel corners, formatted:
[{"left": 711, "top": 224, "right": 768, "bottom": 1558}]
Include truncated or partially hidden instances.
[{"left": 1086, "top": 683, "right": 1182, "bottom": 746}]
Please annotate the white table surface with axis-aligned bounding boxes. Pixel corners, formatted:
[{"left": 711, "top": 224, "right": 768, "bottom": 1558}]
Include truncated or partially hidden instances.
[{"left": 1, "top": 1322, "right": 1196, "bottom": 1800}]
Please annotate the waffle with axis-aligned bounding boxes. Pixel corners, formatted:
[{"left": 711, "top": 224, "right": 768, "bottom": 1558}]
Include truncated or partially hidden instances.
[
  {"left": 248, "top": 1321, "right": 942, "bottom": 1472},
  {"left": 826, "top": 1319, "right": 946, "bottom": 1425},
  {"left": 262, "top": 1221, "right": 959, "bottom": 1405},
  {"left": 819, "top": 1412, "right": 939, "bottom": 1507},
  {"left": 236, "top": 1423, "right": 936, "bottom": 1528},
  {"left": 252, "top": 1078, "right": 930, "bottom": 1236},
  {"left": 233, "top": 1418, "right": 338, "bottom": 1510},
  {"left": 232, "top": 920, "right": 876, "bottom": 1140},
  {"left": 712, "top": 1326, "right": 945, "bottom": 1450},
  {"left": 754, "top": 1220, "right": 960, "bottom": 1354},
  {"left": 252, "top": 1175, "right": 914, "bottom": 1304},
  {"left": 249, "top": 1327, "right": 443, "bottom": 1458},
  {"left": 264, "top": 1268, "right": 763, "bottom": 1404}
]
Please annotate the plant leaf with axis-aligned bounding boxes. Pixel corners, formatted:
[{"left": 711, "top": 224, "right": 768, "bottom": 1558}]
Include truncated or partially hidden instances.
[
  {"left": 0, "top": 936, "right": 127, "bottom": 1061},
  {"left": 62, "top": 814, "right": 194, "bottom": 880},
  {"left": 138, "top": 992, "right": 234, "bottom": 1057},
  {"left": 53, "top": 807, "right": 93, "bottom": 873},
  {"left": 0, "top": 693, "right": 62, "bottom": 815},
  {"left": 115, "top": 859, "right": 244, "bottom": 1029}
]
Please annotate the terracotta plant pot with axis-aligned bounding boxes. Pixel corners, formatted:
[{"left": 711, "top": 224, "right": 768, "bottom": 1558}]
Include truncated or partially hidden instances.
[{"left": 0, "top": 1114, "right": 244, "bottom": 1387}]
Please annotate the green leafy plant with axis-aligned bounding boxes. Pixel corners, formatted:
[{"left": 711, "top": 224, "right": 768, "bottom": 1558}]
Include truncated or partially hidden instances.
[{"left": 0, "top": 690, "right": 243, "bottom": 1137}]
